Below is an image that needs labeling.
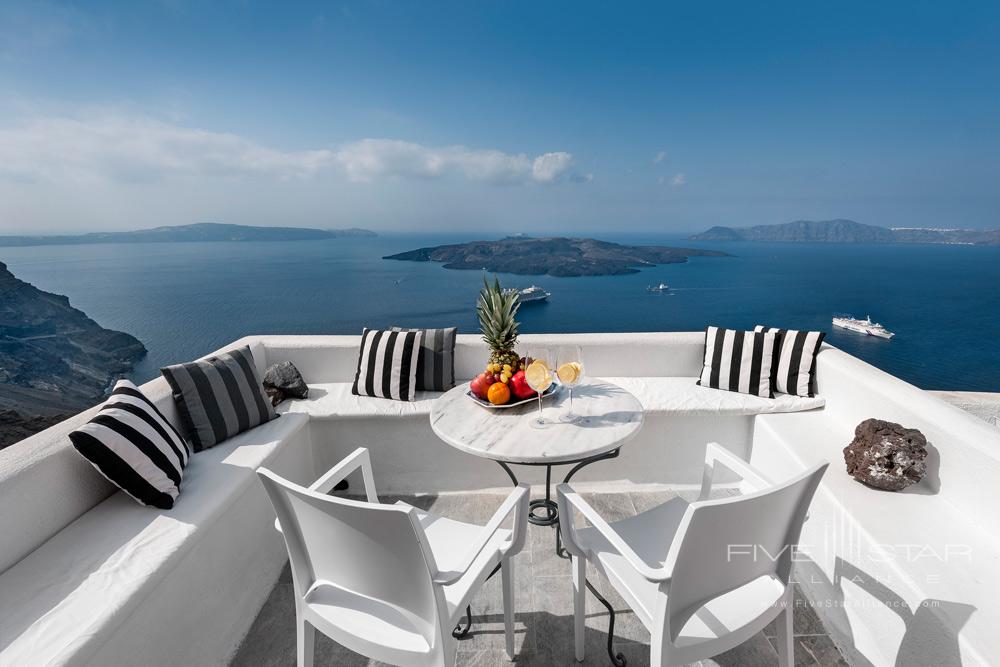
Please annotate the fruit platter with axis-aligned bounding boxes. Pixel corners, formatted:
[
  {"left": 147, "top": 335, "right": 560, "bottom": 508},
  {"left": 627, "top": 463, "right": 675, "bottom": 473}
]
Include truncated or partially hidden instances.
[
  {"left": 467, "top": 276, "right": 561, "bottom": 408},
  {"left": 466, "top": 378, "right": 559, "bottom": 409}
]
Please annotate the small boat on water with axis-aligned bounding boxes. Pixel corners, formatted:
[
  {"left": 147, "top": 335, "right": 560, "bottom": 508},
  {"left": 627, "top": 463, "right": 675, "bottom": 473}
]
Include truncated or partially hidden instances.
[
  {"left": 832, "top": 315, "right": 895, "bottom": 339},
  {"left": 518, "top": 285, "right": 551, "bottom": 304},
  {"left": 647, "top": 283, "right": 670, "bottom": 293}
]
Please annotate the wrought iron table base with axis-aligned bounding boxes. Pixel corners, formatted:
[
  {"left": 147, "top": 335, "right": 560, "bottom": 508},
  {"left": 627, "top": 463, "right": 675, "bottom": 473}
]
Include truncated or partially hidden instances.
[
  {"left": 453, "top": 448, "right": 624, "bottom": 650},
  {"left": 496, "top": 448, "right": 621, "bottom": 558}
]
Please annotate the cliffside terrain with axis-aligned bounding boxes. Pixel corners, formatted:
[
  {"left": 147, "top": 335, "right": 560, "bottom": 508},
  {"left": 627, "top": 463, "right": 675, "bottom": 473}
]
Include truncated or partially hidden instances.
[{"left": 0, "top": 262, "right": 146, "bottom": 448}]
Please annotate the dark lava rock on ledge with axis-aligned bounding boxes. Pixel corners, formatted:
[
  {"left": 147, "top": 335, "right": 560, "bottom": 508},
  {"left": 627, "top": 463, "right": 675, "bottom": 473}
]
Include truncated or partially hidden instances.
[{"left": 843, "top": 418, "right": 928, "bottom": 491}]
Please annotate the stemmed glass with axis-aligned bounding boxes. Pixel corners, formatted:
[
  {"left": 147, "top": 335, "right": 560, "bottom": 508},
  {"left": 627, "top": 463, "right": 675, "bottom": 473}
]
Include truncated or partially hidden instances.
[
  {"left": 556, "top": 346, "right": 584, "bottom": 423},
  {"left": 523, "top": 347, "right": 554, "bottom": 429}
]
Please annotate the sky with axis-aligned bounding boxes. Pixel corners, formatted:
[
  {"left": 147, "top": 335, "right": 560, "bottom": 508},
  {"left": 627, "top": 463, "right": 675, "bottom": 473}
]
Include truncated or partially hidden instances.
[{"left": 0, "top": 0, "right": 998, "bottom": 235}]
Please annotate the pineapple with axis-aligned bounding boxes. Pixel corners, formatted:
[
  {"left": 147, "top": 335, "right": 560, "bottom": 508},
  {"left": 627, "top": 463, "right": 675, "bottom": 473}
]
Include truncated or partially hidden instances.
[{"left": 477, "top": 276, "right": 521, "bottom": 374}]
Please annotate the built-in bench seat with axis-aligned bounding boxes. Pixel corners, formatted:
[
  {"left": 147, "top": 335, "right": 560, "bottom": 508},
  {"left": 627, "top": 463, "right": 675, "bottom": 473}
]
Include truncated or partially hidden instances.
[
  {"left": 5, "top": 334, "right": 995, "bottom": 666},
  {"left": 0, "top": 413, "right": 311, "bottom": 666},
  {"left": 277, "top": 377, "right": 824, "bottom": 421},
  {"left": 604, "top": 377, "right": 824, "bottom": 415},
  {"left": 747, "top": 349, "right": 1000, "bottom": 666}
]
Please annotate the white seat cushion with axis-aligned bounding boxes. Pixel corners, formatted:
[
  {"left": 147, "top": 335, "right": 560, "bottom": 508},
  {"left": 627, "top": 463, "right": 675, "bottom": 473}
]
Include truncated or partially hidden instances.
[
  {"left": 0, "top": 413, "right": 308, "bottom": 666},
  {"left": 605, "top": 377, "right": 825, "bottom": 415},
  {"left": 277, "top": 383, "right": 441, "bottom": 419},
  {"left": 278, "top": 378, "right": 823, "bottom": 421}
]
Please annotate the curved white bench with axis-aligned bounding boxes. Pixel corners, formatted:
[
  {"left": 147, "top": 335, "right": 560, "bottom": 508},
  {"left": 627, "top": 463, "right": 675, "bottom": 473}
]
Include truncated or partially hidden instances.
[
  {"left": 0, "top": 333, "right": 829, "bottom": 667},
  {"left": 278, "top": 377, "right": 823, "bottom": 421}
]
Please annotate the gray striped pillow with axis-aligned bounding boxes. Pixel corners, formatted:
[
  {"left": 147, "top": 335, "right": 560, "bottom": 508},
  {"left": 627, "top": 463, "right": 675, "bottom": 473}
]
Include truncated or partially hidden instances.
[
  {"left": 754, "top": 326, "right": 826, "bottom": 397},
  {"left": 391, "top": 326, "right": 457, "bottom": 391},
  {"left": 161, "top": 346, "right": 276, "bottom": 451}
]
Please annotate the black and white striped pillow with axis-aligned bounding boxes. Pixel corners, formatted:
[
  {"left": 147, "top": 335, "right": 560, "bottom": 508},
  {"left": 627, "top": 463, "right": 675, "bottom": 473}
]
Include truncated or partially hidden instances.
[
  {"left": 754, "top": 326, "right": 826, "bottom": 397},
  {"left": 161, "top": 345, "right": 276, "bottom": 451},
  {"left": 391, "top": 326, "right": 457, "bottom": 391},
  {"left": 70, "top": 380, "right": 191, "bottom": 509},
  {"left": 698, "top": 326, "right": 778, "bottom": 398},
  {"left": 352, "top": 328, "right": 423, "bottom": 401}
]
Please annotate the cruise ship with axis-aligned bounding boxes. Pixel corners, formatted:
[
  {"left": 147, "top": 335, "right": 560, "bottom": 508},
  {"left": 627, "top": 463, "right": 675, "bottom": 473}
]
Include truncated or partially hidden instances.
[
  {"left": 832, "top": 315, "right": 895, "bottom": 339},
  {"left": 518, "top": 285, "right": 550, "bottom": 303}
]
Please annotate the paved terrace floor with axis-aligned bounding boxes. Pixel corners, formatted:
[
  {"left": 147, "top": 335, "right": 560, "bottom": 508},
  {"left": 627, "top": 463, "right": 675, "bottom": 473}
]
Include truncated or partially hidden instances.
[{"left": 233, "top": 491, "right": 847, "bottom": 667}]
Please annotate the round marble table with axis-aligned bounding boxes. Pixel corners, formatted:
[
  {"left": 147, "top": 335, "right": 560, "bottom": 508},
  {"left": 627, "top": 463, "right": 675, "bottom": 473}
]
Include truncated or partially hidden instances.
[{"left": 430, "top": 378, "right": 644, "bottom": 544}]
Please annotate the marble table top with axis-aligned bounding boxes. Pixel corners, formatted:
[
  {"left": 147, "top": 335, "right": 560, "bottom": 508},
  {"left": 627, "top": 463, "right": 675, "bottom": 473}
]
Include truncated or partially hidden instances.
[{"left": 430, "top": 378, "right": 644, "bottom": 464}]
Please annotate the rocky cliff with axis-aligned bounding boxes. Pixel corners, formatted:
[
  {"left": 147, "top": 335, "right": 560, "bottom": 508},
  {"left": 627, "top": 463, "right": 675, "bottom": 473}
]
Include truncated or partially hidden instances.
[{"left": 0, "top": 262, "right": 146, "bottom": 448}]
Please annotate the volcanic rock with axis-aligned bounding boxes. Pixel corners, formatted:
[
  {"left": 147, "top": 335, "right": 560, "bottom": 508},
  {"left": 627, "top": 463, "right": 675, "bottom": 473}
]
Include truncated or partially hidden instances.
[
  {"left": 263, "top": 362, "right": 308, "bottom": 406},
  {"left": 843, "top": 418, "right": 928, "bottom": 491}
]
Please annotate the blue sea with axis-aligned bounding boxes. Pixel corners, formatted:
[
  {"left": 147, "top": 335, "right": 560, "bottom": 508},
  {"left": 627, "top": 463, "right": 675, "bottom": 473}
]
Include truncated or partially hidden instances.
[{"left": 3, "top": 234, "right": 999, "bottom": 392}]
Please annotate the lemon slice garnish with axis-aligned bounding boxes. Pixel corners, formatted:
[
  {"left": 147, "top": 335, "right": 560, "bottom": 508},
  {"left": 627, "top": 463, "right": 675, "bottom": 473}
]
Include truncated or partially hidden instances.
[
  {"left": 557, "top": 362, "right": 579, "bottom": 384},
  {"left": 525, "top": 360, "right": 552, "bottom": 391}
]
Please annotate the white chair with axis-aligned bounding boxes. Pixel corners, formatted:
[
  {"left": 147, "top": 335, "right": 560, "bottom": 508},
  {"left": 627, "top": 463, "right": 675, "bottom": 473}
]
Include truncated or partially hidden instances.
[
  {"left": 557, "top": 443, "right": 827, "bottom": 666},
  {"left": 257, "top": 448, "right": 530, "bottom": 667}
]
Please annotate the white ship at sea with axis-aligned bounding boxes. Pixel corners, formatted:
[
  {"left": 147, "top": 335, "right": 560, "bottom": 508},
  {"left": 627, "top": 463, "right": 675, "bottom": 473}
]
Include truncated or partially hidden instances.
[
  {"left": 832, "top": 315, "right": 895, "bottom": 339},
  {"left": 647, "top": 282, "right": 670, "bottom": 292},
  {"left": 518, "top": 285, "right": 550, "bottom": 303}
]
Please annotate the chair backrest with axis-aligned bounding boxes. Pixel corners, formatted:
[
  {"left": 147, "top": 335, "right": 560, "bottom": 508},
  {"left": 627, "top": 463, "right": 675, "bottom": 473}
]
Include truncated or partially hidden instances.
[
  {"left": 256, "top": 470, "right": 441, "bottom": 640},
  {"left": 662, "top": 463, "right": 827, "bottom": 640}
]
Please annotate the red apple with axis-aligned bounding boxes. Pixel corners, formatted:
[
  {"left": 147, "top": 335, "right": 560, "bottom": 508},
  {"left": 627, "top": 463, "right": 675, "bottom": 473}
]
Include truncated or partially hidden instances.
[
  {"left": 509, "top": 370, "right": 536, "bottom": 400},
  {"left": 470, "top": 373, "right": 489, "bottom": 399}
]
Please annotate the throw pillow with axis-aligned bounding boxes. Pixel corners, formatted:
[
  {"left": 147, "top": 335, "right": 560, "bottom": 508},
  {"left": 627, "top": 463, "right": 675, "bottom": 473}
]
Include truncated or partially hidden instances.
[
  {"left": 352, "top": 328, "right": 423, "bottom": 401},
  {"left": 754, "top": 326, "right": 826, "bottom": 397},
  {"left": 390, "top": 326, "right": 457, "bottom": 391},
  {"left": 161, "top": 345, "right": 276, "bottom": 451},
  {"left": 698, "top": 326, "right": 778, "bottom": 398},
  {"left": 70, "top": 380, "right": 190, "bottom": 509}
]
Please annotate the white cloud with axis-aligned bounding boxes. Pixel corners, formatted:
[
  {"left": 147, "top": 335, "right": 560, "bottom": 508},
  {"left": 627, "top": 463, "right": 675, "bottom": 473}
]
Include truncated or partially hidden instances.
[
  {"left": 0, "top": 115, "right": 332, "bottom": 183},
  {"left": 335, "top": 139, "right": 575, "bottom": 185},
  {"left": 671, "top": 172, "right": 686, "bottom": 187},
  {"left": 0, "top": 115, "right": 581, "bottom": 187},
  {"left": 653, "top": 150, "right": 667, "bottom": 164},
  {"left": 531, "top": 152, "right": 574, "bottom": 183}
]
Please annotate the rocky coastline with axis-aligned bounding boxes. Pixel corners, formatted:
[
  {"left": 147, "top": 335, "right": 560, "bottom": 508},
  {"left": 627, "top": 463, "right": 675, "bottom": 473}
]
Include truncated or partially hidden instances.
[{"left": 0, "top": 262, "right": 146, "bottom": 449}]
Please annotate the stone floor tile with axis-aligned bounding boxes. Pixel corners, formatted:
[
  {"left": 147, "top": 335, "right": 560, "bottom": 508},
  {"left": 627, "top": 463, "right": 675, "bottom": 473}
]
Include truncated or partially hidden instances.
[
  {"left": 710, "top": 632, "right": 782, "bottom": 666},
  {"left": 628, "top": 489, "right": 680, "bottom": 514}
]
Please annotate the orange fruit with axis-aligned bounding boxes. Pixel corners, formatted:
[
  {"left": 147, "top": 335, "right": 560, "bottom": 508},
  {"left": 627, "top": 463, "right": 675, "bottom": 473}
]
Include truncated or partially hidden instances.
[{"left": 487, "top": 382, "right": 511, "bottom": 405}]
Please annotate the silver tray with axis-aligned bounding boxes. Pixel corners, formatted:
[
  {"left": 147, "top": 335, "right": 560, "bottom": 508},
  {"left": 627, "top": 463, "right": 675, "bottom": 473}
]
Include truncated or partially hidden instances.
[{"left": 465, "top": 381, "right": 560, "bottom": 409}]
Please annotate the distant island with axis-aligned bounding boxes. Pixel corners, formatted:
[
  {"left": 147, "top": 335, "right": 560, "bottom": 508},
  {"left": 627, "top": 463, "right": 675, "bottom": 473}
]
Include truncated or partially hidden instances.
[
  {"left": 0, "top": 222, "right": 377, "bottom": 247},
  {"left": 0, "top": 262, "right": 146, "bottom": 449},
  {"left": 690, "top": 219, "right": 1000, "bottom": 245},
  {"left": 384, "top": 237, "right": 729, "bottom": 277}
]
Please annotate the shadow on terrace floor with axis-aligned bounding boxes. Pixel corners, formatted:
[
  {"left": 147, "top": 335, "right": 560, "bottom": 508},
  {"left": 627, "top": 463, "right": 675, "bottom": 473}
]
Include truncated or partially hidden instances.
[{"left": 232, "top": 491, "right": 848, "bottom": 666}]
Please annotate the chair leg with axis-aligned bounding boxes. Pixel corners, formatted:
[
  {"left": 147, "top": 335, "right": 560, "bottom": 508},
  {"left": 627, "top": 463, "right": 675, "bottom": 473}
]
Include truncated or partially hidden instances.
[
  {"left": 572, "top": 555, "right": 586, "bottom": 662},
  {"left": 776, "top": 589, "right": 794, "bottom": 667},
  {"left": 297, "top": 617, "right": 315, "bottom": 667},
  {"left": 501, "top": 557, "right": 516, "bottom": 660}
]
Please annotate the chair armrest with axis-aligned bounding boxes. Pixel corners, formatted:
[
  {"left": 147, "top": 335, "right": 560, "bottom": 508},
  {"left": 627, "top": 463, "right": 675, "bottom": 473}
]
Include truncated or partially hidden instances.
[
  {"left": 699, "top": 442, "right": 772, "bottom": 501},
  {"left": 556, "top": 483, "right": 672, "bottom": 583},
  {"left": 310, "top": 447, "right": 379, "bottom": 501},
  {"left": 432, "top": 484, "right": 530, "bottom": 585}
]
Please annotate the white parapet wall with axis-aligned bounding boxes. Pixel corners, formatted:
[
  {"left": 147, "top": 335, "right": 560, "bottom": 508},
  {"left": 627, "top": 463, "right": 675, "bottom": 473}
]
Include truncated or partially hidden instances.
[{"left": 0, "top": 332, "right": 997, "bottom": 667}]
